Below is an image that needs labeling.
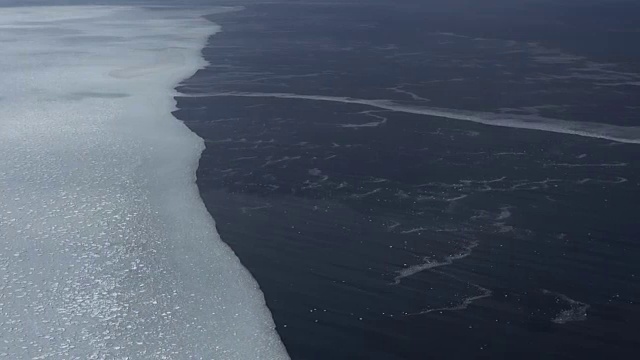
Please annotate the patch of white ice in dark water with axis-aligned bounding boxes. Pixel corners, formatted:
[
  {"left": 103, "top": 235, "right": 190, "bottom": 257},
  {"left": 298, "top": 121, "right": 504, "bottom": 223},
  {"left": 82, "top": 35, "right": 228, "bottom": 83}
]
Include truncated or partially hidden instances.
[
  {"left": 409, "top": 281, "right": 492, "bottom": 316},
  {"left": 494, "top": 206, "right": 514, "bottom": 233},
  {"left": 0, "top": 5, "right": 288, "bottom": 359},
  {"left": 393, "top": 241, "right": 479, "bottom": 285},
  {"left": 339, "top": 110, "right": 388, "bottom": 128},
  {"left": 543, "top": 162, "right": 627, "bottom": 168},
  {"left": 392, "top": 204, "right": 516, "bottom": 287},
  {"left": 542, "top": 290, "right": 590, "bottom": 324},
  {"left": 349, "top": 188, "right": 382, "bottom": 199}
]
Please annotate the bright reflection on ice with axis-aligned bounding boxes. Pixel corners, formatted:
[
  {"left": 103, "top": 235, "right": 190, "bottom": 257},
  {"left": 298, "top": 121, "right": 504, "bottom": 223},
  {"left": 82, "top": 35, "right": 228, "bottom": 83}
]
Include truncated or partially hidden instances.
[{"left": 0, "top": 6, "right": 288, "bottom": 359}]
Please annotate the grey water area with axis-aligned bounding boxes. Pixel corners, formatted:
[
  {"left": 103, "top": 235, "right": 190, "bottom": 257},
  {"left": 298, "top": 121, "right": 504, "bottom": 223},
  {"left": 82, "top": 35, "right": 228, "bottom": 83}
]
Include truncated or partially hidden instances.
[{"left": 173, "top": 1, "right": 640, "bottom": 359}]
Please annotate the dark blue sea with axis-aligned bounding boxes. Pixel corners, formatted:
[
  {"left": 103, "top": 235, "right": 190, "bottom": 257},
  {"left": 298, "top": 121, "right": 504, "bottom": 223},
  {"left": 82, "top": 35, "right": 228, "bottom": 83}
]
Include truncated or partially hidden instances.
[{"left": 172, "top": 1, "right": 640, "bottom": 358}]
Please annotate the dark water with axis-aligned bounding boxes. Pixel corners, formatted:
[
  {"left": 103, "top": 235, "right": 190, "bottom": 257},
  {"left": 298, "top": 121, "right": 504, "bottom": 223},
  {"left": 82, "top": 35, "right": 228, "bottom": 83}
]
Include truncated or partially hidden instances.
[{"left": 175, "top": 1, "right": 640, "bottom": 359}]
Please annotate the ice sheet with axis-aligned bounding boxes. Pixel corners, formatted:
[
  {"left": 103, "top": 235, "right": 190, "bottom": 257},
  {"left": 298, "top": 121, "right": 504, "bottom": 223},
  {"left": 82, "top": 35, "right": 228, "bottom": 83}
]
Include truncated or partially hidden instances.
[{"left": 0, "top": 6, "right": 288, "bottom": 359}]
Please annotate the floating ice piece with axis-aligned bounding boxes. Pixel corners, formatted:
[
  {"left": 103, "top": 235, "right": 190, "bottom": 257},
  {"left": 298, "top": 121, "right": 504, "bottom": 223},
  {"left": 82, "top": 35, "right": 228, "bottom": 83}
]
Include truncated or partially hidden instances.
[{"left": 542, "top": 289, "right": 590, "bottom": 324}]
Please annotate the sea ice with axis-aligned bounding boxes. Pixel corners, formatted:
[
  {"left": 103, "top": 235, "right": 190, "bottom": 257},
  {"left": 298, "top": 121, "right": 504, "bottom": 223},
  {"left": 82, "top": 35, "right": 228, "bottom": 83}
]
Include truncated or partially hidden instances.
[{"left": 0, "top": 5, "right": 288, "bottom": 359}]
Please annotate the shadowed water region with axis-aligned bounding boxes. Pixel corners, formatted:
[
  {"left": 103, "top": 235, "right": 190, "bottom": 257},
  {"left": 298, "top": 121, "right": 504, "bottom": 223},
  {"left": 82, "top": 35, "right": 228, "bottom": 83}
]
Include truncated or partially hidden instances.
[{"left": 174, "top": 1, "right": 640, "bottom": 359}]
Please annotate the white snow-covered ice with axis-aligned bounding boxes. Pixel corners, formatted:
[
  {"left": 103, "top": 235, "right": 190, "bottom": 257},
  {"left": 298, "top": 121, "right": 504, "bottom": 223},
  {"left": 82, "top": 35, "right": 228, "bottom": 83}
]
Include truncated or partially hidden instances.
[{"left": 0, "top": 5, "right": 289, "bottom": 359}]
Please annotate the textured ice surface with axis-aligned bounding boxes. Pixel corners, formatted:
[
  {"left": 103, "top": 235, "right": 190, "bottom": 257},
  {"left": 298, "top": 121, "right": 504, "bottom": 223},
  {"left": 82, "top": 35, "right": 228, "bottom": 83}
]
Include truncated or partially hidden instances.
[{"left": 0, "top": 6, "right": 288, "bottom": 359}]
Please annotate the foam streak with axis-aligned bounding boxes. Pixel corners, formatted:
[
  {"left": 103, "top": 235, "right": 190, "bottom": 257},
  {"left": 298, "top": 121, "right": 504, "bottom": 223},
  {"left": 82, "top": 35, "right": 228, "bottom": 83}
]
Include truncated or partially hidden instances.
[
  {"left": 186, "top": 92, "right": 640, "bottom": 144},
  {"left": 393, "top": 242, "right": 479, "bottom": 285}
]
